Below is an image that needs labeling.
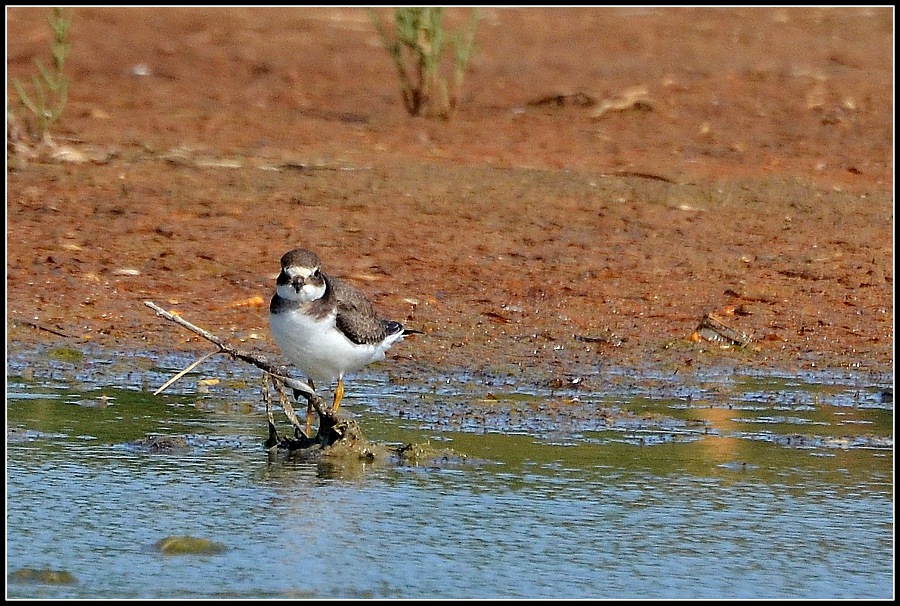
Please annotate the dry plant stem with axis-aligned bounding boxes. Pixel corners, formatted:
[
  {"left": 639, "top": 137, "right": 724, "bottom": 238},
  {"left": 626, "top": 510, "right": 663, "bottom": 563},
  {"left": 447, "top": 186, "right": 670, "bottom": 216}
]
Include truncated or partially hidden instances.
[
  {"left": 152, "top": 350, "right": 218, "bottom": 396},
  {"left": 18, "top": 320, "right": 72, "bottom": 338},
  {"left": 142, "top": 300, "right": 334, "bottom": 429},
  {"left": 263, "top": 375, "right": 279, "bottom": 449},
  {"left": 264, "top": 375, "right": 315, "bottom": 449},
  {"left": 271, "top": 375, "right": 307, "bottom": 436}
]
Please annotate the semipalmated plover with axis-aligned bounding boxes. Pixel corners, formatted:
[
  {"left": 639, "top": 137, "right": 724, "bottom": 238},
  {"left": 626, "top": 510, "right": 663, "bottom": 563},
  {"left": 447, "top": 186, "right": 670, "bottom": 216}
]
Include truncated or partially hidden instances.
[{"left": 269, "top": 248, "right": 416, "bottom": 432}]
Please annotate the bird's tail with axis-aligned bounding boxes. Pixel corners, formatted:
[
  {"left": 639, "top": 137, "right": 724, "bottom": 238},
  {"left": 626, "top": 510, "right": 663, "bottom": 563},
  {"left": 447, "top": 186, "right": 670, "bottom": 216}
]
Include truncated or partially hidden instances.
[{"left": 384, "top": 320, "right": 424, "bottom": 337}]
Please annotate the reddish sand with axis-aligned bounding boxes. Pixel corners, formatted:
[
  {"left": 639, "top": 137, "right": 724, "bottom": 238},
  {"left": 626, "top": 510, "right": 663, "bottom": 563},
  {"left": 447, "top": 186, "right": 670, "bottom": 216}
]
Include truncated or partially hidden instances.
[{"left": 7, "top": 8, "right": 893, "bottom": 382}]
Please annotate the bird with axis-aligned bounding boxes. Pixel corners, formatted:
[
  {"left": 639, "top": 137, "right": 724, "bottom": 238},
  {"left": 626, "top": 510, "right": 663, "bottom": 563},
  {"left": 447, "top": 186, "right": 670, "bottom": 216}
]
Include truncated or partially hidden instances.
[{"left": 269, "top": 248, "right": 417, "bottom": 435}]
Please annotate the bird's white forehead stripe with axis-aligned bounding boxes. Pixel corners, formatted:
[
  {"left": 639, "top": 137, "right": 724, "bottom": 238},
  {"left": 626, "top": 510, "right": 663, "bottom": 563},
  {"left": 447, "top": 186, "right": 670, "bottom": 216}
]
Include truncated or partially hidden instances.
[{"left": 286, "top": 266, "right": 317, "bottom": 279}]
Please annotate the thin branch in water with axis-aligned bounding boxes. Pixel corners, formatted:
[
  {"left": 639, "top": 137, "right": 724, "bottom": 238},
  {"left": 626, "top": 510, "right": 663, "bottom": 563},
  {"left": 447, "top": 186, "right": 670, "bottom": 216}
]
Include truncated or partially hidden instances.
[
  {"left": 143, "top": 300, "right": 341, "bottom": 446},
  {"left": 143, "top": 300, "right": 316, "bottom": 397},
  {"left": 271, "top": 374, "right": 307, "bottom": 436}
]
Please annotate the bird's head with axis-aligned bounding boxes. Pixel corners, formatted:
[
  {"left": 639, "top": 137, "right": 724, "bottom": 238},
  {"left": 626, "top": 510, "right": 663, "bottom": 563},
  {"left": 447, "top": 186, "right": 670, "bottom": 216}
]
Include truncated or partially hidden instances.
[{"left": 276, "top": 249, "right": 326, "bottom": 303}]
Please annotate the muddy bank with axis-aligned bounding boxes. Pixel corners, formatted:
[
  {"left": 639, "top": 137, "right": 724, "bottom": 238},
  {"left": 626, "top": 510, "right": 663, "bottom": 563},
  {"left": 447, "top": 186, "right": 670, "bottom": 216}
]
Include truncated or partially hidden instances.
[{"left": 7, "top": 8, "right": 893, "bottom": 381}]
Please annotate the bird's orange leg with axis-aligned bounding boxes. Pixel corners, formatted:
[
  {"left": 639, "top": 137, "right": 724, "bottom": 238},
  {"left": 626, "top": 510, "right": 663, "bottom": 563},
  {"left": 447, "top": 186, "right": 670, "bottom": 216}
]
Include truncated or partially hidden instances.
[{"left": 332, "top": 378, "right": 345, "bottom": 412}]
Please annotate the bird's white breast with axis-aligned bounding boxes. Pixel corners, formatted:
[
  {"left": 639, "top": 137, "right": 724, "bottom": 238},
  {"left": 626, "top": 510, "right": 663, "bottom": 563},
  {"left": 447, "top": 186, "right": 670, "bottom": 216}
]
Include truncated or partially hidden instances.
[{"left": 270, "top": 307, "right": 396, "bottom": 383}]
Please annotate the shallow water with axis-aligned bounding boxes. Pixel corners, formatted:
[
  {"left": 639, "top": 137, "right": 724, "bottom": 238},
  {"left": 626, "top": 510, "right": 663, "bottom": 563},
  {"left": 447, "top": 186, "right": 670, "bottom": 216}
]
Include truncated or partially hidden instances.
[{"left": 6, "top": 354, "right": 894, "bottom": 599}]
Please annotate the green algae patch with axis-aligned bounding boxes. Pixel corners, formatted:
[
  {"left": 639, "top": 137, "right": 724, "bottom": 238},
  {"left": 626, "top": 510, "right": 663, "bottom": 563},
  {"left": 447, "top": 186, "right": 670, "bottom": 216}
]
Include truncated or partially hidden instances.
[
  {"left": 275, "top": 417, "right": 471, "bottom": 474},
  {"left": 47, "top": 347, "right": 84, "bottom": 363},
  {"left": 155, "top": 536, "right": 227, "bottom": 555},
  {"left": 318, "top": 419, "right": 468, "bottom": 468}
]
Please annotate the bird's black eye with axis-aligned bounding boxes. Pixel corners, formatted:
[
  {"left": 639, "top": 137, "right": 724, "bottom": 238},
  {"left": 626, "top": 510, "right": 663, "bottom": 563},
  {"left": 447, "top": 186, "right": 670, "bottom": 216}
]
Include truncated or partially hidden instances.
[{"left": 313, "top": 268, "right": 321, "bottom": 279}]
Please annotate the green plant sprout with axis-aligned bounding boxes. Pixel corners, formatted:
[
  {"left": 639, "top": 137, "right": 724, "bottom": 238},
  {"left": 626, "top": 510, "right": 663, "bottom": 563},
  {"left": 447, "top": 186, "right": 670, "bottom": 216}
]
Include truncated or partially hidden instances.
[
  {"left": 370, "top": 7, "right": 479, "bottom": 119},
  {"left": 11, "top": 7, "right": 72, "bottom": 141}
]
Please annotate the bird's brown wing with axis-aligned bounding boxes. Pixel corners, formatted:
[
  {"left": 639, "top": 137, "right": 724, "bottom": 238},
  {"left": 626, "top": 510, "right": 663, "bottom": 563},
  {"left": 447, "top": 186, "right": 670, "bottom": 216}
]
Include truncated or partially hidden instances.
[{"left": 329, "top": 277, "right": 400, "bottom": 345}]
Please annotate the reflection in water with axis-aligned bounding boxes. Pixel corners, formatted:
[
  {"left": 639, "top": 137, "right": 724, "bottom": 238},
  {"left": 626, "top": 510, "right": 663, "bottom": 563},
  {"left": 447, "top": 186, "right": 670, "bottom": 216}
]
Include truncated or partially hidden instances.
[
  {"left": 693, "top": 405, "right": 744, "bottom": 464},
  {"left": 5, "top": 370, "right": 894, "bottom": 599}
]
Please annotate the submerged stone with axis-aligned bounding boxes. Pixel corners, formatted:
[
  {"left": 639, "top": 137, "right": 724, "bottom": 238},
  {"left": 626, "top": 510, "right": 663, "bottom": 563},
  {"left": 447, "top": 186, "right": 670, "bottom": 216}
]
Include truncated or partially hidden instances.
[
  {"left": 154, "top": 536, "right": 226, "bottom": 555},
  {"left": 9, "top": 568, "right": 78, "bottom": 585},
  {"left": 127, "top": 434, "right": 193, "bottom": 453}
]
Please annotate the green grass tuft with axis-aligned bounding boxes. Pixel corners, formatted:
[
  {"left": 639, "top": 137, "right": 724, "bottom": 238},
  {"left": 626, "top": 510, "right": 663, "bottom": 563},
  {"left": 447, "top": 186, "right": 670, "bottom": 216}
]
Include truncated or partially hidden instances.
[
  {"left": 10, "top": 7, "right": 72, "bottom": 142},
  {"left": 370, "top": 7, "right": 479, "bottom": 119}
]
